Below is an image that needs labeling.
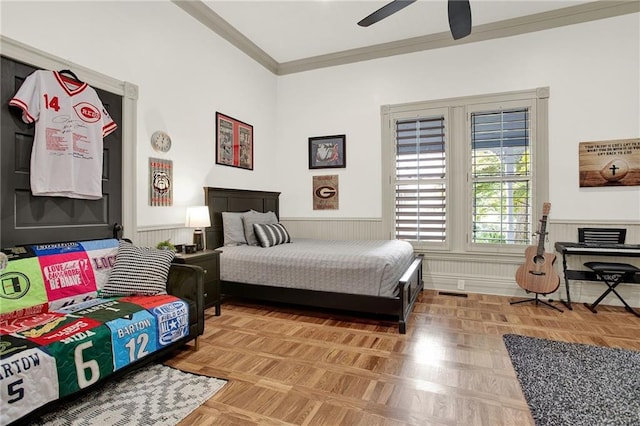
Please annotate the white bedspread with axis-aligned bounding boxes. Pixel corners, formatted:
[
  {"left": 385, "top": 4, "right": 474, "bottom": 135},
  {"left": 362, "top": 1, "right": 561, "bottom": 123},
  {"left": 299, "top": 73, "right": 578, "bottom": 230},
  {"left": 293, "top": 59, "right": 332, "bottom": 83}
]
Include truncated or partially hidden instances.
[{"left": 217, "top": 238, "right": 415, "bottom": 297}]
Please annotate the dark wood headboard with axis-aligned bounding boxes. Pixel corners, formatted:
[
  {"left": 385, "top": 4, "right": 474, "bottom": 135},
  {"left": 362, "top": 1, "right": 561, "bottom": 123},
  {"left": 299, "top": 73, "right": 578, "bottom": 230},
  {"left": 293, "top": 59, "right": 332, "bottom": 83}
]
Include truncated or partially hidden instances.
[{"left": 203, "top": 187, "right": 280, "bottom": 249}]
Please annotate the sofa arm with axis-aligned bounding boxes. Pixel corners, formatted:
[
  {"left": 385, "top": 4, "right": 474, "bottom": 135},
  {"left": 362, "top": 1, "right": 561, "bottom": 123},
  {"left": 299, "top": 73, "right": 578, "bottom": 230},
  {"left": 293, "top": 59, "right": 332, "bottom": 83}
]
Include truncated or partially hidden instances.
[{"left": 167, "top": 264, "right": 205, "bottom": 337}]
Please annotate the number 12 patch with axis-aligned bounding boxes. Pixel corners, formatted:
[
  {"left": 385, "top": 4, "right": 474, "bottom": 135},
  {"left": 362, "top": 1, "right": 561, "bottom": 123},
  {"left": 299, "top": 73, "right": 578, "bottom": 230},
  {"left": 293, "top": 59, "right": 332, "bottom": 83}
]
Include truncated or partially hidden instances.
[{"left": 106, "top": 310, "right": 158, "bottom": 371}]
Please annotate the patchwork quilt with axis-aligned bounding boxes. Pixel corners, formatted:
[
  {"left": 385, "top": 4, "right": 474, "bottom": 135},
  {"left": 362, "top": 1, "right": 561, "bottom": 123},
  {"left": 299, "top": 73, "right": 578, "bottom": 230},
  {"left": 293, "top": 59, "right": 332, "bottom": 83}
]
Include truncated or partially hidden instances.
[{"left": 0, "top": 239, "right": 189, "bottom": 425}]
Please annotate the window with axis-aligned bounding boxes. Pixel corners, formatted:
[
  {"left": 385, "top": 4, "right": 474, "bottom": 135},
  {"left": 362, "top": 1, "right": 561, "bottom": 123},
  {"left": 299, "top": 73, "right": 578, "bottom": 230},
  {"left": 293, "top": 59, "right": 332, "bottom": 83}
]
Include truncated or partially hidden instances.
[
  {"left": 395, "top": 115, "right": 446, "bottom": 242},
  {"left": 382, "top": 88, "right": 549, "bottom": 256},
  {"left": 470, "top": 108, "right": 531, "bottom": 245}
]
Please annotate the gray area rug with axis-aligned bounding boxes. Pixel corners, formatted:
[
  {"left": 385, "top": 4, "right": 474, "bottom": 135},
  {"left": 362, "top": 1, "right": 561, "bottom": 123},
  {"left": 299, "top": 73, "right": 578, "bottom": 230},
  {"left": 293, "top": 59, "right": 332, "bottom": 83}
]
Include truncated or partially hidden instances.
[
  {"left": 503, "top": 334, "right": 640, "bottom": 426},
  {"left": 35, "top": 364, "right": 227, "bottom": 425}
]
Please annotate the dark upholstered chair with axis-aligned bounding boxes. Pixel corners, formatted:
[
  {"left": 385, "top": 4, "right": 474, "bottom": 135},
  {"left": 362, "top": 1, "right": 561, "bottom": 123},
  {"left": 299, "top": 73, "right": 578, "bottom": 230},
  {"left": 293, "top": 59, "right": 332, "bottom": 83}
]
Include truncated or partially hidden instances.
[{"left": 578, "top": 228, "right": 640, "bottom": 317}]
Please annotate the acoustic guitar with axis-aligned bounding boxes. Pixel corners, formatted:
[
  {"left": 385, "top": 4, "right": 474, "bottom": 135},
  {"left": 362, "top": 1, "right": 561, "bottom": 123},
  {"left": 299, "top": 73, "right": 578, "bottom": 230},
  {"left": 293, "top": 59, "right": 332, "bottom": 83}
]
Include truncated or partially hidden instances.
[{"left": 515, "top": 202, "right": 560, "bottom": 295}]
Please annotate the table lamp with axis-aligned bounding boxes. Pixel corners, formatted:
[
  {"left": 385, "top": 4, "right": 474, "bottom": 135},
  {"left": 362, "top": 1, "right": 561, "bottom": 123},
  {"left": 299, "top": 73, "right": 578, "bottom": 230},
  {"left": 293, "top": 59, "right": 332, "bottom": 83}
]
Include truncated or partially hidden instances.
[{"left": 185, "top": 206, "right": 211, "bottom": 251}]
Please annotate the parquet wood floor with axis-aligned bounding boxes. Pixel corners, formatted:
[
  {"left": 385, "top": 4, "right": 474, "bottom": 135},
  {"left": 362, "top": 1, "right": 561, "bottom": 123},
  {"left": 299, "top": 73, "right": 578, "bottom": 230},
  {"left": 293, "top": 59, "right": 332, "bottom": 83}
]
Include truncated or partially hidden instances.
[{"left": 165, "top": 290, "right": 640, "bottom": 425}]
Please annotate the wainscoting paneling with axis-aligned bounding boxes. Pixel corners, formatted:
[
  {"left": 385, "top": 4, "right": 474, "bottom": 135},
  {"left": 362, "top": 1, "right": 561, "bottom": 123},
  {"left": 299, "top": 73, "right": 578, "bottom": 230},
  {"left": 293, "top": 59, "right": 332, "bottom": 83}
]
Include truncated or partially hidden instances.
[
  {"left": 280, "top": 218, "right": 640, "bottom": 309},
  {"left": 280, "top": 218, "right": 385, "bottom": 240},
  {"left": 135, "top": 226, "right": 193, "bottom": 249},
  {"left": 135, "top": 219, "right": 640, "bottom": 309}
]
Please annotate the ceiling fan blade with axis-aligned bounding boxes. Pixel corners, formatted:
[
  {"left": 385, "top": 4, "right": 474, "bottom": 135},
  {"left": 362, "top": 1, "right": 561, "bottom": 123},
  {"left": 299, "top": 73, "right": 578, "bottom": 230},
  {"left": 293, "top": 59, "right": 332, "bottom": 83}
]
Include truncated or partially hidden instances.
[
  {"left": 448, "top": 0, "right": 472, "bottom": 40},
  {"left": 358, "top": 0, "right": 417, "bottom": 27}
]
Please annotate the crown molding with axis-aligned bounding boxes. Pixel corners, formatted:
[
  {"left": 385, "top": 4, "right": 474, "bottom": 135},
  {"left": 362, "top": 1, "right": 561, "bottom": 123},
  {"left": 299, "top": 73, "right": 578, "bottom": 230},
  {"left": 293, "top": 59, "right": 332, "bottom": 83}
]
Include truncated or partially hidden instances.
[
  {"left": 172, "top": 0, "right": 279, "bottom": 74},
  {"left": 173, "top": 1, "right": 640, "bottom": 76}
]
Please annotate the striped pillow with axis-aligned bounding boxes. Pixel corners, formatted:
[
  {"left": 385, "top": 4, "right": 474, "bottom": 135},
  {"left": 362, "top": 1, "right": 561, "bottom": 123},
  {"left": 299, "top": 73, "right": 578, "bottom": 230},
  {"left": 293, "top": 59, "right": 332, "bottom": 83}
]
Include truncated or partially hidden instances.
[
  {"left": 253, "top": 223, "right": 291, "bottom": 248},
  {"left": 101, "top": 240, "right": 175, "bottom": 297}
]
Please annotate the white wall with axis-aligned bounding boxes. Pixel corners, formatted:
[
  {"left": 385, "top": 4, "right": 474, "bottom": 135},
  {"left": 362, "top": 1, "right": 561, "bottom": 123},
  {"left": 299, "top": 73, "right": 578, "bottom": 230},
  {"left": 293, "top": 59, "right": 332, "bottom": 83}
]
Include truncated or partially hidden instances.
[
  {"left": 276, "top": 13, "right": 640, "bottom": 222},
  {"left": 2, "top": 3, "right": 638, "bottom": 226},
  {"left": 2, "top": 3, "right": 639, "bottom": 304},
  {"left": 1, "top": 0, "right": 279, "bottom": 229}
]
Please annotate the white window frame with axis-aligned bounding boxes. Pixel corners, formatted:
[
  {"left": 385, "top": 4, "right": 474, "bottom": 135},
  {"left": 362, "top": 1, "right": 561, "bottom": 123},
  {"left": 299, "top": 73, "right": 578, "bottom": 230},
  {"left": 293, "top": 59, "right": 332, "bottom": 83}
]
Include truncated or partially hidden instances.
[{"left": 381, "top": 88, "right": 550, "bottom": 260}]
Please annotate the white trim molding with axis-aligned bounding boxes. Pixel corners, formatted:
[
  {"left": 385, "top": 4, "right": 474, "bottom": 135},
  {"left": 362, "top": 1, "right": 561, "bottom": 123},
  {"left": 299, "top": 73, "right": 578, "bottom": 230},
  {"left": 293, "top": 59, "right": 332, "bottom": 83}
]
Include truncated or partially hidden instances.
[{"left": 172, "top": 1, "right": 640, "bottom": 75}]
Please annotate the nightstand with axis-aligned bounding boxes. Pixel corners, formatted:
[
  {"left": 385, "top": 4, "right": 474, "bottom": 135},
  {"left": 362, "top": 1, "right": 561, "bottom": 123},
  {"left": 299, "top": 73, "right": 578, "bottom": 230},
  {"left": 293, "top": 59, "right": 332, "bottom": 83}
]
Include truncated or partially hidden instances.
[{"left": 173, "top": 249, "right": 221, "bottom": 315}]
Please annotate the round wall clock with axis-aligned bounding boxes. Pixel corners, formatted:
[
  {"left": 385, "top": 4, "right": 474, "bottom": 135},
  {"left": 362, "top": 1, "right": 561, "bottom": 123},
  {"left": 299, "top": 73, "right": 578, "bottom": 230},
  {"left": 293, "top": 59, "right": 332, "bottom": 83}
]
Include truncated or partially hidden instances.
[{"left": 151, "top": 130, "right": 172, "bottom": 153}]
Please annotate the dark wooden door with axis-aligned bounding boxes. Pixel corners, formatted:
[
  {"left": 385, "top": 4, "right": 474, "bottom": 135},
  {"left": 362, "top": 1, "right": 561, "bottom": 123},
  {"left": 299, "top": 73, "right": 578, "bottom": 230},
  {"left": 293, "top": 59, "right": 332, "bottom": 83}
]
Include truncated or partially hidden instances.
[{"left": 1, "top": 56, "right": 123, "bottom": 247}]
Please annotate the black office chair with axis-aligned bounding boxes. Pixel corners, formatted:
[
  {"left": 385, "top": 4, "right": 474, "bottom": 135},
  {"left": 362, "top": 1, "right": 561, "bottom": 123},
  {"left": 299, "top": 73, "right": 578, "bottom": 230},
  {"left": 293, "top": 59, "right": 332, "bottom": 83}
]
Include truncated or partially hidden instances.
[{"left": 578, "top": 228, "right": 640, "bottom": 317}]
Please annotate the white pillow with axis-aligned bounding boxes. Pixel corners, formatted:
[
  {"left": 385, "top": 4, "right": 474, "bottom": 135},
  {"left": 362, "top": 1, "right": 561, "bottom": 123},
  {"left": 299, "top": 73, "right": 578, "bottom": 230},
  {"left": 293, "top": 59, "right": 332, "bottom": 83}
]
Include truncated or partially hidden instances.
[{"left": 243, "top": 211, "right": 278, "bottom": 246}]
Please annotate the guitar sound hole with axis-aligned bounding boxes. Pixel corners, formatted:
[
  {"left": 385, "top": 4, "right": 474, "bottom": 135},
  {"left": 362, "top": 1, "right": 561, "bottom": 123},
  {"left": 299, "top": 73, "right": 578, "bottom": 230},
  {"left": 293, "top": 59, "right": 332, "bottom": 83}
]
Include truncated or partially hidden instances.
[{"left": 533, "top": 255, "right": 546, "bottom": 264}]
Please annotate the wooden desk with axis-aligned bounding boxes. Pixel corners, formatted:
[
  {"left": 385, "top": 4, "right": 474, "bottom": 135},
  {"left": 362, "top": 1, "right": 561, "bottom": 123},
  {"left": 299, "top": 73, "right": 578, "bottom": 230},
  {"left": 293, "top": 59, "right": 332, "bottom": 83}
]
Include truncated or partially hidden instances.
[{"left": 554, "top": 242, "right": 640, "bottom": 309}]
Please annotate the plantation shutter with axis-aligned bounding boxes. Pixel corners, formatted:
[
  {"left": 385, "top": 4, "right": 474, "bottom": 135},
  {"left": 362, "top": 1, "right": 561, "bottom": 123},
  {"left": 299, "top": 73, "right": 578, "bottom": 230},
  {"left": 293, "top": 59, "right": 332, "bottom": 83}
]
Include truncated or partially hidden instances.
[
  {"left": 470, "top": 109, "right": 532, "bottom": 244},
  {"left": 395, "top": 116, "right": 446, "bottom": 242}
]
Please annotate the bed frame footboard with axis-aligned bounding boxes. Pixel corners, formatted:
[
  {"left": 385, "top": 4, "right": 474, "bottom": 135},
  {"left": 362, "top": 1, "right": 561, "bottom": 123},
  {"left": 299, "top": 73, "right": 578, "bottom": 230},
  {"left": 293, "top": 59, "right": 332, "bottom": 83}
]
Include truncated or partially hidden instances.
[{"left": 397, "top": 254, "right": 424, "bottom": 333}]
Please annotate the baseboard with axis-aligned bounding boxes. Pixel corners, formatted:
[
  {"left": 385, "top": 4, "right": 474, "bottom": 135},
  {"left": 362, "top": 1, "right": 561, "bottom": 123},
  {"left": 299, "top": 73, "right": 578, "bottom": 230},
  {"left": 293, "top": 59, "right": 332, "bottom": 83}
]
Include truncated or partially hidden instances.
[{"left": 426, "top": 272, "right": 640, "bottom": 308}]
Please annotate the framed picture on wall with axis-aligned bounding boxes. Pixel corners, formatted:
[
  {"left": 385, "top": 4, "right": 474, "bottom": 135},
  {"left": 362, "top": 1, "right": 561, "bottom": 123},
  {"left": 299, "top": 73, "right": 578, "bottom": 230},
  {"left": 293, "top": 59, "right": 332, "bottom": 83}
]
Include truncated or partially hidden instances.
[
  {"left": 309, "top": 134, "right": 346, "bottom": 169},
  {"left": 215, "top": 112, "right": 253, "bottom": 170},
  {"left": 578, "top": 138, "right": 640, "bottom": 187},
  {"left": 312, "top": 174, "right": 339, "bottom": 210},
  {"left": 149, "top": 157, "right": 173, "bottom": 206}
]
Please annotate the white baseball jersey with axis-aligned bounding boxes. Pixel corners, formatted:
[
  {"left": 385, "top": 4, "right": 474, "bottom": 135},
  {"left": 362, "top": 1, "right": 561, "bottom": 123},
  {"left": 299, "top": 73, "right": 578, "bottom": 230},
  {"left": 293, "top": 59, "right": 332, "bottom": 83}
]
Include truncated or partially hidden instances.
[{"left": 8, "top": 70, "right": 117, "bottom": 199}]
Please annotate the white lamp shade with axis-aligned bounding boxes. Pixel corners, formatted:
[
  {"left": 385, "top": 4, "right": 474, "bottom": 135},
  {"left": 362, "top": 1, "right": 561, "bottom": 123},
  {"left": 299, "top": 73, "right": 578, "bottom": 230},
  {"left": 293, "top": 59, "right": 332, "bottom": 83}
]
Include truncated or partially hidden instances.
[{"left": 185, "top": 206, "right": 211, "bottom": 228}]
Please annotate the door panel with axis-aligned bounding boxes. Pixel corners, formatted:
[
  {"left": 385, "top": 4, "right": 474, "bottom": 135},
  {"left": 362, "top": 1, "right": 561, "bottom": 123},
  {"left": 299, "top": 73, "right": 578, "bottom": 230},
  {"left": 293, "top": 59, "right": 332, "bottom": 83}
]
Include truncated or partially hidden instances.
[{"left": 1, "top": 56, "right": 123, "bottom": 247}]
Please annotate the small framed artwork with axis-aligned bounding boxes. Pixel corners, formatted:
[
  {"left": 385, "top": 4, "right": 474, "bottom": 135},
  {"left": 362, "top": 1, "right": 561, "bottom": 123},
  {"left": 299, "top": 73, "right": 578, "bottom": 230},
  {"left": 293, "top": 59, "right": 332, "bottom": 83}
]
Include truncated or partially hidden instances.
[
  {"left": 216, "top": 112, "right": 253, "bottom": 170},
  {"left": 313, "top": 175, "right": 339, "bottom": 210},
  {"left": 309, "top": 134, "right": 346, "bottom": 169},
  {"left": 149, "top": 157, "right": 173, "bottom": 206}
]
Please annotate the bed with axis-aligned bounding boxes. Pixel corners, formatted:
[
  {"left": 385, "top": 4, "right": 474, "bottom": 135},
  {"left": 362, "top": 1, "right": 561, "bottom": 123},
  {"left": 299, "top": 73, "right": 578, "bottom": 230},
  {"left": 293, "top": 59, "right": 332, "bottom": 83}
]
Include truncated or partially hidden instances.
[{"left": 204, "top": 187, "right": 423, "bottom": 333}]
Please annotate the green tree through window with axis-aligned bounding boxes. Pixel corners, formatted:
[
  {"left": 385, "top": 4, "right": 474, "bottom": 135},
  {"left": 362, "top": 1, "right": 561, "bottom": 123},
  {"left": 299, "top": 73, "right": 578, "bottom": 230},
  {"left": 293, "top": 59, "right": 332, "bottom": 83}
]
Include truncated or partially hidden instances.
[{"left": 471, "top": 109, "right": 531, "bottom": 245}]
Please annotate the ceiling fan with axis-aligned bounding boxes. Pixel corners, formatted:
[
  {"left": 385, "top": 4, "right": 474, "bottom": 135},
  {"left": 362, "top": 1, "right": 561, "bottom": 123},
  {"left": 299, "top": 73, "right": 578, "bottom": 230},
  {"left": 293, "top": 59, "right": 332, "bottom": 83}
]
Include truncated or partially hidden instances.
[{"left": 358, "top": 0, "right": 472, "bottom": 40}]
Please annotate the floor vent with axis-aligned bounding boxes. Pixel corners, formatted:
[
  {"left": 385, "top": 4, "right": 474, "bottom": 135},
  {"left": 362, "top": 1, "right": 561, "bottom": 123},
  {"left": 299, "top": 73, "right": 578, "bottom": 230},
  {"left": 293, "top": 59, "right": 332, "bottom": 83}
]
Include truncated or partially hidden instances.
[{"left": 438, "top": 291, "right": 469, "bottom": 298}]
